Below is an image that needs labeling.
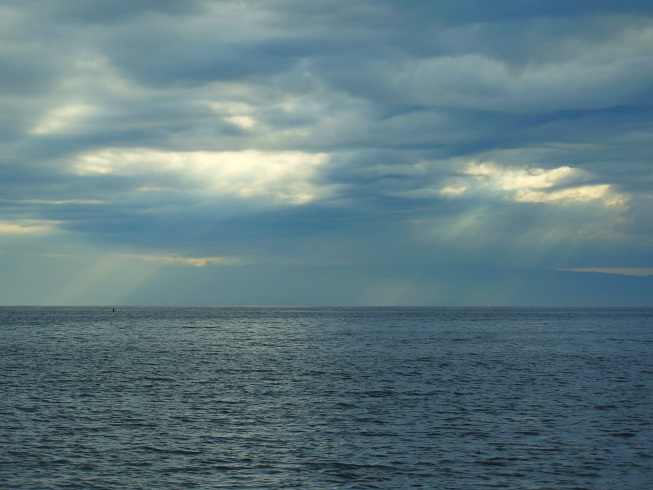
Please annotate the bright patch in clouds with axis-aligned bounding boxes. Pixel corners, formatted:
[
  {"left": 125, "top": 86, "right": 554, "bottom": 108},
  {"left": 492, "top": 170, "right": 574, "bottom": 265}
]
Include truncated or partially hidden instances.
[
  {"left": 74, "top": 148, "right": 331, "bottom": 204},
  {"left": 439, "top": 185, "right": 469, "bottom": 197},
  {"left": 31, "top": 104, "right": 95, "bottom": 135},
  {"left": 224, "top": 115, "right": 256, "bottom": 130},
  {"left": 124, "top": 254, "right": 244, "bottom": 267},
  {"left": 466, "top": 163, "right": 578, "bottom": 189},
  {"left": 207, "top": 101, "right": 257, "bottom": 129},
  {"left": 462, "top": 162, "right": 626, "bottom": 206},
  {"left": 0, "top": 220, "right": 57, "bottom": 235},
  {"left": 513, "top": 184, "right": 616, "bottom": 205}
]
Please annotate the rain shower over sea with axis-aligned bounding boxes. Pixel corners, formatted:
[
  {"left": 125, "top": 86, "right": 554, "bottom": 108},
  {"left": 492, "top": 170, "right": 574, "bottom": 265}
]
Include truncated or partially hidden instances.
[{"left": 2, "top": 307, "right": 652, "bottom": 488}]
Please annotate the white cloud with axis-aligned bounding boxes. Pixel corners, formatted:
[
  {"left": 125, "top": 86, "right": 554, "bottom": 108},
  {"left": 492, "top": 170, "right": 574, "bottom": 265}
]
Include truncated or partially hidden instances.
[
  {"left": 1, "top": 198, "right": 104, "bottom": 206},
  {"left": 513, "top": 184, "right": 614, "bottom": 204},
  {"left": 73, "top": 148, "right": 332, "bottom": 204},
  {"left": 0, "top": 220, "right": 57, "bottom": 235},
  {"left": 463, "top": 162, "right": 626, "bottom": 206},
  {"left": 439, "top": 185, "right": 469, "bottom": 197},
  {"left": 30, "top": 103, "right": 95, "bottom": 135},
  {"left": 224, "top": 115, "right": 256, "bottom": 129},
  {"left": 124, "top": 253, "right": 244, "bottom": 267},
  {"left": 560, "top": 267, "right": 653, "bottom": 276},
  {"left": 465, "top": 162, "right": 580, "bottom": 189},
  {"left": 207, "top": 101, "right": 257, "bottom": 129}
]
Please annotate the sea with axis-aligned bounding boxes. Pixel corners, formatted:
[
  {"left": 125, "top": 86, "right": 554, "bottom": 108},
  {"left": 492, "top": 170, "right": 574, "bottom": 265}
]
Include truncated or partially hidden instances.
[{"left": 1, "top": 307, "right": 652, "bottom": 489}]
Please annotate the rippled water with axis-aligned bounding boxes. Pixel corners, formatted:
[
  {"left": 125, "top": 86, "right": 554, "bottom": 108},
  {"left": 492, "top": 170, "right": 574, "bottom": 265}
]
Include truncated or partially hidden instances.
[{"left": 1, "top": 307, "right": 652, "bottom": 488}]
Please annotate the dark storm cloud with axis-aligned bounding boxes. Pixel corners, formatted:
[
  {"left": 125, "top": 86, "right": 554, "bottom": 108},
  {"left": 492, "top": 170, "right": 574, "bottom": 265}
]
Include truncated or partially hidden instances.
[{"left": 1, "top": 0, "right": 652, "bottom": 291}]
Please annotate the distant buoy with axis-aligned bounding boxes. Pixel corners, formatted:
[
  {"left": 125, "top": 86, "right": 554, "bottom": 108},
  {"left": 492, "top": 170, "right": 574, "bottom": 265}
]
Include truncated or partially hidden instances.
[{"left": 112, "top": 308, "right": 115, "bottom": 312}]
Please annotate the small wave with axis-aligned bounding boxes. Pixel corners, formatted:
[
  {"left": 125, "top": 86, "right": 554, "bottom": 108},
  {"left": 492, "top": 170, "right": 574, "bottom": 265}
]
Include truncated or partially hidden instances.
[
  {"left": 611, "top": 431, "right": 637, "bottom": 438},
  {"left": 476, "top": 458, "right": 508, "bottom": 467},
  {"left": 140, "top": 445, "right": 203, "bottom": 455}
]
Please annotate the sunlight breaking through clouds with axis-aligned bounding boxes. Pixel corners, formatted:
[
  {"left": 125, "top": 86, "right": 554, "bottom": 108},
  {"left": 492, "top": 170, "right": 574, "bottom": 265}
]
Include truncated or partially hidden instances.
[
  {"left": 124, "top": 254, "right": 245, "bottom": 267},
  {"left": 0, "top": 220, "right": 57, "bottom": 236},
  {"left": 0, "top": 0, "right": 651, "bottom": 306},
  {"left": 74, "top": 148, "right": 332, "bottom": 204},
  {"left": 461, "top": 162, "right": 627, "bottom": 206}
]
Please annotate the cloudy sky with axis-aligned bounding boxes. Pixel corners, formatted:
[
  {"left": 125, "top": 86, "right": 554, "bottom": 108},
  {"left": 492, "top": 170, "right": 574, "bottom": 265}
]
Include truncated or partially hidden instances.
[{"left": 1, "top": 0, "right": 652, "bottom": 305}]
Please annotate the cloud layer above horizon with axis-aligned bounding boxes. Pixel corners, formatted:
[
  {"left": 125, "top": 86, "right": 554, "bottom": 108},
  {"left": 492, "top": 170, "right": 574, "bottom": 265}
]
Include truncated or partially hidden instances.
[{"left": 1, "top": 0, "right": 652, "bottom": 304}]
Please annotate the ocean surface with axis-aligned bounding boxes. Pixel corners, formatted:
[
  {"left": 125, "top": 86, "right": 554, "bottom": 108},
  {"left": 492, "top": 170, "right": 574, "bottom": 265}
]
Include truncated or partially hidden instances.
[{"left": 1, "top": 307, "right": 652, "bottom": 489}]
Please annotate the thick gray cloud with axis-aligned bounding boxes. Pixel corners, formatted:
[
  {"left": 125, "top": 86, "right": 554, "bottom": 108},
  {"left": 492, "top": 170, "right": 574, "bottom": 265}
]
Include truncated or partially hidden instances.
[{"left": 1, "top": 0, "right": 652, "bottom": 304}]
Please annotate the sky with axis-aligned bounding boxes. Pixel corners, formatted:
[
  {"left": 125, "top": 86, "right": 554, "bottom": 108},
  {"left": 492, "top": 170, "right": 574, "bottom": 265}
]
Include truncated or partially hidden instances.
[{"left": 1, "top": 0, "right": 652, "bottom": 306}]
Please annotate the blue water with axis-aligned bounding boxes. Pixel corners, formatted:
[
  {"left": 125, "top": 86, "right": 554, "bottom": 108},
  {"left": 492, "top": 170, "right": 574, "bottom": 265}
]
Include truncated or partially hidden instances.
[{"left": 1, "top": 307, "right": 652, "bottom": 488}]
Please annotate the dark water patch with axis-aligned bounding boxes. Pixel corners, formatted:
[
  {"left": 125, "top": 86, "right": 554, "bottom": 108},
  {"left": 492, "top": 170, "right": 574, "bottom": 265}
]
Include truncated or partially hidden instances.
[{"left": 611, "top": 431, "right": 637, "bottom": 438}]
